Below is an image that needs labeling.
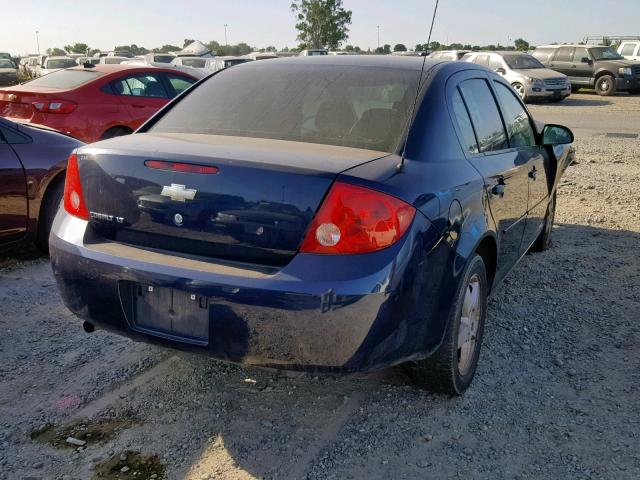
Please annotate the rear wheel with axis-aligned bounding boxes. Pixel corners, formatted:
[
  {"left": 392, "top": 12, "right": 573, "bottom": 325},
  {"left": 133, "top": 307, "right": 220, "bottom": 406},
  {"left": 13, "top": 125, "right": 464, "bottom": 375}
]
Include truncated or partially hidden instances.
[
  {"left": 409, "top": 254, "right": 488, "bottom": 395},
  {"left": 36, "top": 177, "right": 64, "bottom": 254},
  {"left": 101, "top": 126, "right": 132, "bottom": 140},
  {"left": 531, "top": 193, "right": 556, "bottom": 252},
  {"left": 595, "top": 75, "right": 616, "bottom": 96}
]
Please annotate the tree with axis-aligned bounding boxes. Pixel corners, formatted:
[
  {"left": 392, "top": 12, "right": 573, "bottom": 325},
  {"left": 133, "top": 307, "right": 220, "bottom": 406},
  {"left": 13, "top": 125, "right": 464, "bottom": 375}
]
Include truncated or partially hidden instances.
[
  {"left": 393, "top": 43, "right": 407, "bottom": 52},
  {"left": 291, "top": 0, "right": 352, "bottom": 50},
  {"left": 46, "top": 47, "right": 67, "bottom": 56},
  {"left": 265, "top": 46, "right": 277, "bottom": 52},
  {"left": 429, "top": 41, "right": 442, "bottom": 51},
  {"left": 514, "top": 38, "right": 530, "bottom": 51},
  {"left": 183, "top": 39, "right": 195, "bottom": 48},
  {"left": 64, "top": 43, "right": 89, "bottom": 54},
  {"left": 153, "top": 44, "right": 180, "bottom": 53}
]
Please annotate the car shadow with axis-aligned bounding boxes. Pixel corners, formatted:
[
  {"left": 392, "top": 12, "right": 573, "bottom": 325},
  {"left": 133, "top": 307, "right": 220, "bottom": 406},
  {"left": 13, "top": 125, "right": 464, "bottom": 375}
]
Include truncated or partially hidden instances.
[{"left": 553, "top": 97, "right": 613, "bottom": 107}]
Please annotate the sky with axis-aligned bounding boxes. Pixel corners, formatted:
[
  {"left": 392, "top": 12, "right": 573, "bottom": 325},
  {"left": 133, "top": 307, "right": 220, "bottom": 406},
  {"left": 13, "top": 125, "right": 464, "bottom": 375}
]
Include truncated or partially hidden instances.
[{"left": 2, "top": 0, "right": 639, "bottom": 55}]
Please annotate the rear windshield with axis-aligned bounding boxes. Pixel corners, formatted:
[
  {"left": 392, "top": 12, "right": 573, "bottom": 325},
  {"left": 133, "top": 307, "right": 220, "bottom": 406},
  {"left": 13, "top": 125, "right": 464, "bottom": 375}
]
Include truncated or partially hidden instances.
[
  {"left": 154, "top": 55, "right": 174, "bottom": 63},
  {"left": 45, "top": 58, "right": 77, "bottom": 69},
  {"left": 151, "top": 63, "right": 421, "bottom": 153},
  {"left": 503, "top": 54, "right": 545, "bottom": 69},
  {"left": 25, "top": 69, "right": 103, "bottom": 88},
  {"left": 182, "top": 58, "right": 206, "bottom": 68}
]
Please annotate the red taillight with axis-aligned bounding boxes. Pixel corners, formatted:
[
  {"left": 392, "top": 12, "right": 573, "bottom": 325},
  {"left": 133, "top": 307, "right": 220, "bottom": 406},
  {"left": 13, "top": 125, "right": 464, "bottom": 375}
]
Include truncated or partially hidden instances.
[
  {"left": 145, "top": 160, "right": 219, "bottom": 175},
  {"left": 32, "top": 99, "right": 77, "bottom": 114},
  {"left": 299, "top": 182, "right": 416, "bottom": 255},
  {"left": 63, "top": 153, "right": 89, "bottom": 220}
]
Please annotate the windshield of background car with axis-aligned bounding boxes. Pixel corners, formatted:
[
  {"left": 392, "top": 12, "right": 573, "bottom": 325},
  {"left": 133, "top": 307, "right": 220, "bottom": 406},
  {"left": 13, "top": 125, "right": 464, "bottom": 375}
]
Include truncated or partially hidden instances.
[
  {"left": 0, "top": 60, "right": 15, "bottom": 68},
  {"left": 504, "top": 55, "right": 545, "bottom": 69},
  {"left": 154, "top": 55, "right": 174, "bottom": 63},
  {"left": 151, "top": 63, "right": 421, "bottom": 153},
  {"left": 590, "top": 47, "right": 624, "bottom": 60},
  {"left": 25, "top": 69, "right": 103, "bottom": 88},
  {"left": 46, "top": 58, "right": 77, "bottom": 69},
  {"left": 182, "top": 58, "right": 206, "bottom": 68}
]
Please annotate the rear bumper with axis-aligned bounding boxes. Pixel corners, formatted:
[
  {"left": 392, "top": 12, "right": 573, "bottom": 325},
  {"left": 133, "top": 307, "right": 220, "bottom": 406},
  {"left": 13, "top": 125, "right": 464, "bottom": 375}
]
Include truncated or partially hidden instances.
[{"left": 50, "top": 210, "right": 450, "bottom": 372}]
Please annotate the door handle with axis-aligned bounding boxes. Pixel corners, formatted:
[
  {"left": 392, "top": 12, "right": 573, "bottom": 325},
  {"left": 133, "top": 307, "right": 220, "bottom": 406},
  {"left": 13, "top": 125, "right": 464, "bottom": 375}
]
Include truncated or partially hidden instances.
[
  {"left": 491, "top": 178, "right": 506, "bottom": 197},
  {"left": 528, "top": 167, "right": 537, "bottom": 180}
]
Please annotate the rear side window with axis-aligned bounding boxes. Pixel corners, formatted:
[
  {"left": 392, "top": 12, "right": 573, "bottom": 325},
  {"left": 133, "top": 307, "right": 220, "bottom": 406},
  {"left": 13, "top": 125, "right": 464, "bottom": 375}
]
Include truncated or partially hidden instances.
[
  {"left": 24, "top": 70, "right": 103, "bottom": 88},
  {"left": 112, "top": 74, "right": 168, "bottom": 98},
  {"left": 164, "top": 74, "right": 196, "bottom": 97},
  {"left": 532, "top": 48, "right": 553, "bottom": 62},
  {"left": 488, "top": 55, "right": 503, "bottom": 70},
  {"left": 474, "top": 55, "right": 489, "bottom": 66},
  {"left": 0, "top": 126, "right": 30, "bottom": 144},
  {"left": 450, "top": 89, "right": 478, "bottom": 154},
  {"left": 458, "top": 79, "right": 508, "bottom": 153},
  {"left": 493, "top": 82, "right": 536, "bottom": 148},
  {"left": 555, "top": 47, "right": 574, "bottom": 62},
  {"left": 620, "top": 43, "right": 638, "bottom": 56}
]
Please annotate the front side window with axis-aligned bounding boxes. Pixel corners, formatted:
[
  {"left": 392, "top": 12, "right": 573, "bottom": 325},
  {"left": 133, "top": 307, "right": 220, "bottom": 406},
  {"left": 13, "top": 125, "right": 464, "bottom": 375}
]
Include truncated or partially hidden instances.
[
  {"left": 150, "top": 64, "right": 421, "bottom": 153},
  {"left": 451, "top": 89, "right": 478, "bottom": 154},
  {"left": 493, "top": 82, "right": 536, "bottom": 148},
  {"left": 112, "top": 74, "right": 167, "bottom": 98},
  {"left": 555, "top": 47, "right": 574, "bottom": 62},
  {"left": 488, "top": 56, "right": 503, "bottom": 70},
  {"left": 572, "top": 47, "right": 590, "bottom": 63},
  {"left": 474, "top": 55, "right": 489, "bottom": 66},
  {"left": 458, "top": 78, "right": 508, "bottom": 153}
]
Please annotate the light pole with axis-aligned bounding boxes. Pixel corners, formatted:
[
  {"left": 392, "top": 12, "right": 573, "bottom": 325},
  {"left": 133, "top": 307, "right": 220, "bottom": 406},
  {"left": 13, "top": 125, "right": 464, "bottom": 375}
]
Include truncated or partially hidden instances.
[
  {"left": 35, "top": 30, "right": 40, "bottom": 55},
  {"left": 224, "top": 24, "right": 229, "bottom": 46},
  {"left": 377, "top": 25, "right": 380, "bottom": 51}
]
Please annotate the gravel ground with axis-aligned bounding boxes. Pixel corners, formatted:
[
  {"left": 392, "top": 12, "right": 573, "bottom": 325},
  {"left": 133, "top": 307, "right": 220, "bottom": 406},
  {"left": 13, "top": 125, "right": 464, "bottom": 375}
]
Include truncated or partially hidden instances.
[{"left": 0, "top": 93, "right": 639, "bottom": 480}]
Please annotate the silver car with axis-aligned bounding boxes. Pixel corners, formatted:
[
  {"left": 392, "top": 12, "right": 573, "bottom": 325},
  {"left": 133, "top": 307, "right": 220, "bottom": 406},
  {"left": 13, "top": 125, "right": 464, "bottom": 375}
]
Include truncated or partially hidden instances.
[{"left": 463, "top": 51, "right": 571, "bottom": 102}]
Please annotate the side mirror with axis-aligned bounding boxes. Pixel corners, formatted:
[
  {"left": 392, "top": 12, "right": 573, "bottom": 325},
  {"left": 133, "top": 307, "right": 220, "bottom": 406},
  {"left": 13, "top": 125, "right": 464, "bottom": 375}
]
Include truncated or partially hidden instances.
[
  {"left": 495, "top": 67, "right": 506, "bottom": 75},
  {"left": 542, "top": 124, "right": 574, "bottom": 146}
]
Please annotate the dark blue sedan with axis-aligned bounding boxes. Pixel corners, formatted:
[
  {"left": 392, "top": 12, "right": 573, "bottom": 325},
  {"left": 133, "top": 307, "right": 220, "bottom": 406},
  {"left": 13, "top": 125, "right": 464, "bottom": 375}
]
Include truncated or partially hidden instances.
[{"left": 50, "top": 56, "right": 574, "bottom": 394}]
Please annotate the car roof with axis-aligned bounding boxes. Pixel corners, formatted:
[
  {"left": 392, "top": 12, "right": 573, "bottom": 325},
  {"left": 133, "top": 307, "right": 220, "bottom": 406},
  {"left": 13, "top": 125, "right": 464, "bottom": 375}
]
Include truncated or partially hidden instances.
[
  {"left": 536, "top": 44, "right": 604, "bottom": 49},
  {"left": 468, "top": 51, "right": 532, "bottom": 56},
  {"left": 245, "top": 55, "right": 436, "bottom": 70},
  {"left": 67, "top": 63, "right": 193, "bottom": 76}
]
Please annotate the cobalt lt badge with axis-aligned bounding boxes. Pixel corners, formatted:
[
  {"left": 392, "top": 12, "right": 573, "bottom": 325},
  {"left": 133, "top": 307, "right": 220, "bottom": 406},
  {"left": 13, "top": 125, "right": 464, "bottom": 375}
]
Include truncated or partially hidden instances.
[{"left": 173, "top": 213, "right": 184, "bottom": 226}]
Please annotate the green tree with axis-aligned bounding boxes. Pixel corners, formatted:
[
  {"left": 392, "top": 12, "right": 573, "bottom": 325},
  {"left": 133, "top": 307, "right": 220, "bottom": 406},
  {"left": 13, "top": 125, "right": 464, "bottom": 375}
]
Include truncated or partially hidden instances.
[
  {"left": 46, "top": 47, "right": 67, "bottom": 56},
  {"left": 183, "top": 38, "right": 195, "bottom": 48},
  {"left": 64, "top": 43, "right": 89, "bottom": 54},
  {"left": 393, "top": 43, "right": 407, "bottom": 52},
  {"left": 291, "top": 0, "right": 352, "bottom": 49},
  {"left": 514, "top": 38, "right": 530, "bottom": 51},
  {"left": 153, "top": 44, "right": 180, "bottom": 53},
  {"left": 265, "top": 46, "right": 277, "bottom": 52},
  {"left": 429, "top": 41, "right": 442, "bottom": 51}
]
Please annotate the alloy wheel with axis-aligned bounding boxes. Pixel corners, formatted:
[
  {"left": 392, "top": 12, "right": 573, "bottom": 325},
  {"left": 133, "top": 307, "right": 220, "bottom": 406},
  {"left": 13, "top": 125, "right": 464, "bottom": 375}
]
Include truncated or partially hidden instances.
[{"left": 457, "top": 274, "right": 482, "bottom": 376}]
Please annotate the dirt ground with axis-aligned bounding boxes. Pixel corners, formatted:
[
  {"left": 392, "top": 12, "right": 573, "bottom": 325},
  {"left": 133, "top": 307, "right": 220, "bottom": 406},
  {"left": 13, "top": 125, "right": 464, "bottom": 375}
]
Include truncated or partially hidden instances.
[{"left": 1, "top": 92, "right": 639, "bottom": 480}]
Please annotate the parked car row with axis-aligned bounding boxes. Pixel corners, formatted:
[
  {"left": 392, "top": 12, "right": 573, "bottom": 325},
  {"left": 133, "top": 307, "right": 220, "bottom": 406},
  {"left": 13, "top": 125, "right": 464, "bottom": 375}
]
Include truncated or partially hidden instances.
[{"left": 429, "top": 44, "right": 640, "bottom": 99}]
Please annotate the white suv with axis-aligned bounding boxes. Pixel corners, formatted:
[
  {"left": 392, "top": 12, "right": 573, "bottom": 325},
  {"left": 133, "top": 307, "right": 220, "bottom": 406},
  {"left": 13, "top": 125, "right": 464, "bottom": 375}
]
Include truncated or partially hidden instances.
[{"left": 618, "top": 42, "right": 640, "bottom": 61}]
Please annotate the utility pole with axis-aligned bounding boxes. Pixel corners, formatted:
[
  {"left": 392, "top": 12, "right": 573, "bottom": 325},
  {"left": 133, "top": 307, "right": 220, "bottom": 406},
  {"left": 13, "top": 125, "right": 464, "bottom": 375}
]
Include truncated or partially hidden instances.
[
  {"left": 224, "top": 24, "right": 229, "bottom": 46},
  {"left": 377, "top": 25, "right": 380, "bottom": 50},
  {"left": 35, "top": 30, "right": 40, "bottom": 55}
]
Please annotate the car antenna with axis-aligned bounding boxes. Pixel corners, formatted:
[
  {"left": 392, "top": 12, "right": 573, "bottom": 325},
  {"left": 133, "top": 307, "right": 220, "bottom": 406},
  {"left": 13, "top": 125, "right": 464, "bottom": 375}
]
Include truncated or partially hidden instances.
[{"left": 397, "top": 0, "right": 439, "bottom": 172}]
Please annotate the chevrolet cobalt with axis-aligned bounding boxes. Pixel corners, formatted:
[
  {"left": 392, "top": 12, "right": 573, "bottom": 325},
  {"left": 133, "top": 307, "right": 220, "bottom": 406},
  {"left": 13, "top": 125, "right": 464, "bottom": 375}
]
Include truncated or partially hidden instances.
[{"left": 50, "top": 57, "right": 574, "bottom": 394}]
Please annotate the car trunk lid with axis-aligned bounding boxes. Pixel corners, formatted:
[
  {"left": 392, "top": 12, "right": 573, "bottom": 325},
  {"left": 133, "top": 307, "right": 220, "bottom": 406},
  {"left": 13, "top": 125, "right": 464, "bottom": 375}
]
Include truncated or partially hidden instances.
[{"left": 80, "top": 132, "right": 389, "bottom": 266}]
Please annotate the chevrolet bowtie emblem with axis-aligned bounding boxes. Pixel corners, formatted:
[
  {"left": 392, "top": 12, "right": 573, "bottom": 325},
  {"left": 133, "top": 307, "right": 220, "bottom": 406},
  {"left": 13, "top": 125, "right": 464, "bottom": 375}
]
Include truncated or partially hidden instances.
[{"left": 160, "top": 184, "right": 197, "bottom": 202}]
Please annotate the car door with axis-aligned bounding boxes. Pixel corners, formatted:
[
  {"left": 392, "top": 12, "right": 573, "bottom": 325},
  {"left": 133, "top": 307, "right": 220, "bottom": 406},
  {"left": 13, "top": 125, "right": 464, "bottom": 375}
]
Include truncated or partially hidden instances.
[
  {"left": 571, "top": 46, "right": 594, "bottom": 86},
  {"left": 453, "top": 74, "right": 530, "bottom": 282},
  {"left": 110, "top": 72, "right": 169, "bottom": 130},
  {"left": 0, "top": 126, "right": 28, "bottom": 243},
  {"left": 492, "top": 80, "right": 549, "bottom": 250},
  {"left": 548, "top": 46, "right": 576, "bottom": 80}
]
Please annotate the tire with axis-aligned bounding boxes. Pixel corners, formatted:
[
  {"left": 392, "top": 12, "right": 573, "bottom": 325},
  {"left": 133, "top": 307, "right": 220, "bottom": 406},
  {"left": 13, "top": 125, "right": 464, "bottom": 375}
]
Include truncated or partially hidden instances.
[
  {"left": 595, "top": 75, "right": 616, "bottom": 96},
  {"left": 36, "top": 178, "right": 64, "bottom": 254},
  {"left": 101, "top": 126, "right": 132, "bottom": 140},
  {"left": 409, "top": 254, "right": 488, "bottom": 395},
  {"left": 531, "top": 193, "right": 556, "bottom": 252},
  {"left": 512, "top": 82, "right": 528, "bottom": 102}
]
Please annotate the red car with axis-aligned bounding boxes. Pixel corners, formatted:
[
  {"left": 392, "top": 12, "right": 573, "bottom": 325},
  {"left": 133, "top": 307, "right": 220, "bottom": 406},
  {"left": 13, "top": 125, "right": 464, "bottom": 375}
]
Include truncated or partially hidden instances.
[{"left": 0, "top": 64, "right": 198, "bottom": 143}]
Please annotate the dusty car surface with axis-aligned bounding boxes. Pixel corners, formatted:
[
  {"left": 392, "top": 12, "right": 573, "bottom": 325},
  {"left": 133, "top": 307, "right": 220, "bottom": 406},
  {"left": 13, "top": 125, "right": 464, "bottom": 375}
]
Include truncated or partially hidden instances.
[{"left": 50, "top": 56, "right": 574, "bottom": 394}]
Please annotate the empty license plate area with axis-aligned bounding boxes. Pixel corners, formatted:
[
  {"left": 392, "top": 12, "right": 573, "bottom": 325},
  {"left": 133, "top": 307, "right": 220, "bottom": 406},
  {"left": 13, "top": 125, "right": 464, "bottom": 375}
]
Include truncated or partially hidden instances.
[{"left": 131, "top": 284, "right": 210, "bottom": 345}]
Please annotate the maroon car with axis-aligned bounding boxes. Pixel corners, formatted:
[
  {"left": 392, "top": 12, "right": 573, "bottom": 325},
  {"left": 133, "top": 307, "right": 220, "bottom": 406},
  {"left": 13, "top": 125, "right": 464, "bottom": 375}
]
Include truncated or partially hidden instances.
[{"left": 0, "top": 117, "right": 83, "bottom": 251}]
